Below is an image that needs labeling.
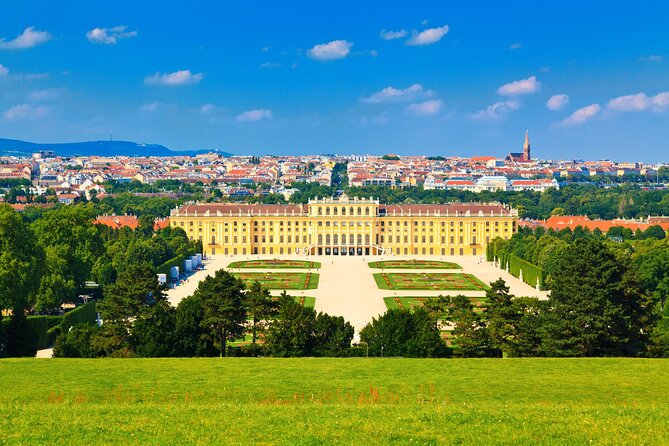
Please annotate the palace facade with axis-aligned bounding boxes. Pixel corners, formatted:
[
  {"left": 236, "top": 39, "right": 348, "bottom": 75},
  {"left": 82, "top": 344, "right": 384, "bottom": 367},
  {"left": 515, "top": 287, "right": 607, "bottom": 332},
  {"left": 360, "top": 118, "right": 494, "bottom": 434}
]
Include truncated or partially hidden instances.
[{"left": 169, "top": 195, "right": 518, "bottom": 256}]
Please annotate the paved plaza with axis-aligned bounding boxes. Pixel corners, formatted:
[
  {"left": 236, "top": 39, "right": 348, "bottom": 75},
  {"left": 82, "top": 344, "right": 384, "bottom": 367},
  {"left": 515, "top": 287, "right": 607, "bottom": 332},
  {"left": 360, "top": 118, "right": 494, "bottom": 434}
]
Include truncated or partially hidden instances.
[{"left": 166, "top": 254, "right": 549, "bottom": 333}]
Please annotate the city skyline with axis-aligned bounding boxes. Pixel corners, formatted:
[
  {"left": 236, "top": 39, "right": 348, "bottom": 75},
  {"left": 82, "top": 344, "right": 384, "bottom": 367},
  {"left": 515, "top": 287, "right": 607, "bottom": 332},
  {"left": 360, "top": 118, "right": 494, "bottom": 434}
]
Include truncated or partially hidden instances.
[{"left": 1, "top": 1, "right": 669, "bottom": 161}]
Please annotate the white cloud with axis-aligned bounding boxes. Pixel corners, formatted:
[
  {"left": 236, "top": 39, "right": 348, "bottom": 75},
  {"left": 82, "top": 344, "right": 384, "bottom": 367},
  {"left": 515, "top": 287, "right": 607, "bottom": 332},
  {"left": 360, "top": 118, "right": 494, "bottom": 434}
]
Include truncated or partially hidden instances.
[
  {"left": 652, "top": 92, "right": 669, "bottom": 111},
  {"left": 639, "top": 55, "right": 663, "bottom": 62},
  {"left": 406, "top": 25, "right": 449, "bottom": 46},
  {"left": 607, "top": 93, "right": 652, "bottom": 112},
  {"left": 362, "top": 84, "right": 433, "bottom": 104},
  {"left": 236, "top": 109, "right": 272, "bottom": 122},
  {"left": 510, "top": 43, "right": 523, "bottom": 50},
  {"left": 87, "top": 25, "right": 137, "bottom": 45},
  {"left": 200, "top": 104, "right": 216, "bottom": 115},
  {"left": 497, "top": 76, "right": 540, "bottom": 96},
  {"left": 307, "top": 40, "right": 353, "bottom": 60},
  {"left": 380, "top": 29, "right": 407, "bottom": 40},
  {"left": 145, "top": 70, "right": 203, "bottom": 86},
  {"left": 471, "top": 100, "right": 520, "bottom": 121},
  {"left": 607, "top": 92, "right": 669, "bottom": 112},
  {"left": 0, "top": 27, "right": 51, "bottom": 50},
  {"left": 0, "top": 64, "right": 8, "bottom": 76},
  {"left": 4, "top": 103, "right": 51, "bottom": 120},
  {"left": 562, "top": 104, "right": 601, "bottom": 125},
  {"left": 27, "top": 88, "right": 63, "bottom": 101},
  {"left": 407, "top": 99, "right": 442, "bottom": 116},
  {"left": 140, "top": 102, "right": 160, "bottom": 112},
  {"left": 546, "top": 94, "right": 569, "bottom": 111}
]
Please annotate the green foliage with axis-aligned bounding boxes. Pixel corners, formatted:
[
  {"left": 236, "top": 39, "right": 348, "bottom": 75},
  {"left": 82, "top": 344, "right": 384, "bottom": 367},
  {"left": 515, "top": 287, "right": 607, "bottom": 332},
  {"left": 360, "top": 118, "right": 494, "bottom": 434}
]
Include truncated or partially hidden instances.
[
  {"left": 3, "top": 312, "right": 37, "bottom": 357},
  {"left": 61, "top": 302, "right": 97, "bottom": 333},
  {"left": 540, "top": 238, "right": 656, "bottom": 357},
  {"left": 264, "top": 292, "right": 354, "bottom": 357},
  {"left": 31, "top": 205, "right": 104, "bottom": 311},
  {"left": 194, "top": 269, "right": 247, "bottom": 356},
  {"left": 445, "top": 295, "right": 494, "bottom": 358},
  {"left": 174, "top": 295, "right": 217, "bottom": 357},
  {"left": 359, "top": 308, "right": 449, "bottom": 358},
  {"left": 53, "top": 323, "right": 98, "bottom": 358},
  {"left": 244, "top": 281, "right": 278, "bottom": 344},
  {"left": 0, "top": 204, "right": 44, "bottom": 311}
]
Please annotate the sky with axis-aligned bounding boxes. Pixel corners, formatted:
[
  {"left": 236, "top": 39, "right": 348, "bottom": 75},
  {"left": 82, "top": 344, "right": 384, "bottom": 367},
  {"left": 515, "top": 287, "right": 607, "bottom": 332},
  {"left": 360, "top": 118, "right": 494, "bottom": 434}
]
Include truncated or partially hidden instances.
[{"left": 1, "top": 0, "right": 668, "bottom": 162}]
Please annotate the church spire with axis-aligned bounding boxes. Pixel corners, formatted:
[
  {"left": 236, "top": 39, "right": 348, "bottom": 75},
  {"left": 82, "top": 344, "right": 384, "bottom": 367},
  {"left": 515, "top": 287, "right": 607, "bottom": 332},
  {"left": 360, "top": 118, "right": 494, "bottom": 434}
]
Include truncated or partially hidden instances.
[{"left": 523, "top": 129, "right": 530, "bottom": 161}]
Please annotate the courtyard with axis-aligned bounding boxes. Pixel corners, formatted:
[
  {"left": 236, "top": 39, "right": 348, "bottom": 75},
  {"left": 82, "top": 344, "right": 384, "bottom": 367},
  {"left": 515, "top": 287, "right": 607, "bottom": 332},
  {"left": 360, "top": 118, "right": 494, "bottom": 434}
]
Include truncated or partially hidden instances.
[{"left": 166, "top": 254, "right": 549, "bottom": 333}]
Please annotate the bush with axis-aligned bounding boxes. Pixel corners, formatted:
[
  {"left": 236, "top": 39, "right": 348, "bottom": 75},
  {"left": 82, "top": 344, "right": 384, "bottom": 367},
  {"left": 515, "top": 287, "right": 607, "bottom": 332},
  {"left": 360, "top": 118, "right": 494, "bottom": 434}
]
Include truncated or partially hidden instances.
[
  {"left": 61, "top": 302, "right": 97, "bottom": 332},
  {"left": 53, "top": 323, "right": 99, "bottom": 358}
]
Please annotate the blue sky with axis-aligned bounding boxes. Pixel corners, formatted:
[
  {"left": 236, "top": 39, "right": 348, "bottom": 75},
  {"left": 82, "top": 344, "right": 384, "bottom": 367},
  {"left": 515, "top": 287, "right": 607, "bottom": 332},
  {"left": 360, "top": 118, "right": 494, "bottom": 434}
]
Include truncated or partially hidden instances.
[{"left": 1, "top": 0, "right": 668, "bottom": 161}]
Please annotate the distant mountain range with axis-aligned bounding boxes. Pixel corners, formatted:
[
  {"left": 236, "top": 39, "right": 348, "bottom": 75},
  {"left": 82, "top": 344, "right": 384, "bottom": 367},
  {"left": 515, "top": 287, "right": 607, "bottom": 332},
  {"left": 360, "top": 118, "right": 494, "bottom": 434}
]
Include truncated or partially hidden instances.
[{"left": 0, "top": 138, "right": 232, "bottom": 157}]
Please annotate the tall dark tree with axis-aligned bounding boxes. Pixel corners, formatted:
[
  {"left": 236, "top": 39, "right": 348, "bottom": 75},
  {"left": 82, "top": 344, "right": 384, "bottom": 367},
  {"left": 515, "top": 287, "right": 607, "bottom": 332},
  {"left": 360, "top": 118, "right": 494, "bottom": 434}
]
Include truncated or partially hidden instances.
[
  {"left": 446, "top": 295, "right": 494, "bottom": 358},
  {"left": 312, "top": 312, "right": 354, "bottom": 357},
  {"left": 174, "top": 295, "right": 217, "bottom": 356},
  {"left": 95, "top": 262, "right": 167, "bottom": 356},
  {"left": 194, "top": 269, "right": 247, "bottom": 357},
  {"left": 244, "top": 281, "right": 278, "bottom": 344},
  {"left": 264, "top": 293, "right": 316, "bottom": 357},
  {"left": 541, "top": 238, "right": 656, "bottom": 356},
  {"left": 359, "top": 308, "right": 449, "bottom": 358},
  {"left": 0, "top": 204, "right": 44, "bottom": 312}
]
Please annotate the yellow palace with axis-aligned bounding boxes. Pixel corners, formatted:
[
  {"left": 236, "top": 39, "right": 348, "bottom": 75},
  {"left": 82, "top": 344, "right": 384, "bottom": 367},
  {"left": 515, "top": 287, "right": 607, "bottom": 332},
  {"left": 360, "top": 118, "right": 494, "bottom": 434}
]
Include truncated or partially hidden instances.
[{"left": 169, "top": 195, "right": 518, "bottom": 257}]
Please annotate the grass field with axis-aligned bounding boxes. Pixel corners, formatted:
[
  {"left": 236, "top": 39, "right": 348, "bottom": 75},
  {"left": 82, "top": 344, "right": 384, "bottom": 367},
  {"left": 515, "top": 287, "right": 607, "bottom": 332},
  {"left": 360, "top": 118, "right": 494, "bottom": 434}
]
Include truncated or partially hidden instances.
[
  {"left": 383, "top": 296, "right": 487, "bottom": 311},
  {"left": 374, "top": 272, "right": 489, "bottom": 291},
  {"left": 1, "top": 358, "right": 669, "bottom": 444},
  {"left": 368, "top": 260, "right": 462, "bottom": 269},
  {"left": 232, "top": 272, "right": 319, "bottom": 290},
  {"left": 228, "top": 259, "right": 321, "bottom": 269}
]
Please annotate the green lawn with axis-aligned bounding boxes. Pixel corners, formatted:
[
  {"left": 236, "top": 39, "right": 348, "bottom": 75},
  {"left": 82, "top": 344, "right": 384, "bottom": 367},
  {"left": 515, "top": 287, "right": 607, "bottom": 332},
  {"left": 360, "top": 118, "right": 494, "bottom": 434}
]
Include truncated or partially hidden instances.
[
  {"left": 1, "top": 358, "right": 669, "bottom": 444},
  {"left": 368, "top": 259, "right": 462, "bottom": 269},
  {"left": 233, "top": 272, "right": 319, "bottom": 290},
  {"left": 228, "top": 259, "right": 321, "bottom": 269},
  {"left": 374, "top": 272, "right": 489, "bottom": 291},
  {"left": 270, "top": 295, "right": 316, "bottom": 309},
  {"left": 383, "top": 296, "right": 487, "bottom": 311}
]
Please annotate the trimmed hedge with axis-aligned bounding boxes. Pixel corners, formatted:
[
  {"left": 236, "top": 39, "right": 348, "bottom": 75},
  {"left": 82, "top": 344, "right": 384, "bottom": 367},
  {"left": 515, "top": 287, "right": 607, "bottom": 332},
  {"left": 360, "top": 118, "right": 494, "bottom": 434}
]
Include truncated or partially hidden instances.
[
  {"left": 157, "top": 252, "right": 197, "bottom": 277},
  {"left": 508, "top": 255, "right": 545, "bottom": 290},
  {"left": 487, "top": 239, "right": 545, "bottom": 290},
  {"left": 61, "top": 302, "right": 97, "bottom": 332},
  {"left": 1, "top": 302, "right": 98, "bottom": 352}
]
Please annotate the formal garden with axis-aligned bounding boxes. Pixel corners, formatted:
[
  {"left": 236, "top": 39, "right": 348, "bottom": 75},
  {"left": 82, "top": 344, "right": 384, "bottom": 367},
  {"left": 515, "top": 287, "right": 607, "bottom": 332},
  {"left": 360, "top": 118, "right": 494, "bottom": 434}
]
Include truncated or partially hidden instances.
[
  {"left": 368, "top": 259, "right": 462, "bottom": 269},
  {"left": 373, "top": 272, "right": 489, "bottom": 291},
  {"left": 233, "top": 272, "right": 320, "bottom": 290},
  {"left": 228, "top": 259, "right": 321, "bottom": 269},
  {"left": 383, "top": 296, "right": 487, "bottom": 312}
]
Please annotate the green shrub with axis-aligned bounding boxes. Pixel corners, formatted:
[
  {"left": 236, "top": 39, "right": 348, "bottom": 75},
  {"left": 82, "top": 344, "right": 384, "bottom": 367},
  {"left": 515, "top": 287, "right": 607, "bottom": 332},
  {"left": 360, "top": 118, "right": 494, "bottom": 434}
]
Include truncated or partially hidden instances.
[{"left": 61, "top": 302, "right": 97, "bottom": 332}]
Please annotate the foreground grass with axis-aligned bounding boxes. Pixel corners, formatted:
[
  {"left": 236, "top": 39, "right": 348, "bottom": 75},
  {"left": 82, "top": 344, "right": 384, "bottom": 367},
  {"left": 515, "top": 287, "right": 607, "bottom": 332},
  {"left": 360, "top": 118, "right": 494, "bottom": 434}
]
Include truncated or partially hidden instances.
[{"left": 1, "top": 358, "right": 669, "bottom": 444}]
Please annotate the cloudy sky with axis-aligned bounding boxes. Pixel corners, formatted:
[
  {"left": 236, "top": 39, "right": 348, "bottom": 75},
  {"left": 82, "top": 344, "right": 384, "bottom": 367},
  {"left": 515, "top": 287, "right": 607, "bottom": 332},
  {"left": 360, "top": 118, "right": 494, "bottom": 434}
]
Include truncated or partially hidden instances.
[{"left": 1, "top": 0, "right": 668, "bottom": 161}]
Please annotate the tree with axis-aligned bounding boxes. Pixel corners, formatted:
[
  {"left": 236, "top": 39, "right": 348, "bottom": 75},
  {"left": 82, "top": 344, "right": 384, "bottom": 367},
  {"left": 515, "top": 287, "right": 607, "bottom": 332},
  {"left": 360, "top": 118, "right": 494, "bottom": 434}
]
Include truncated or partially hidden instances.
[
  {"left": 359, "top": 308, "right": 449, "bottom": 358},
  {"left": 95, "top": 262, "right": 167, "bottom": 356},
  {"left": 174, "top": 295, "right": 217, "bottom": 356},
  {"left": 446, "top": 295, "right": 494, "bottom": 358},
  {"left": 194, "top": 269, "right": 247, "bottom": 356},
  {"left": 312, "top": 312, "right": 354, "bottom": 357},
  {"left": 0, "top": 204, "right": 44, "bottom": 312},
  {"left": 131, "top": 302, "right": 177, "bottom": 357},
  {"left": 244, "top": 281, "right": 277, "bottom": 344},
  {"left": 54, "top": 323, "right": 98, "bottom": 358},
  {"left": 541, "top": 238, "right": 656, "bottom": 357},
  {"left": 4, "top": 311, "right": 37, "bottom": 357},
  {"left": 264, "top": 292, "right": 316, "bottom": 357},
  {"left": 32, "top": 205, "right": 104, "bottom": 311}
]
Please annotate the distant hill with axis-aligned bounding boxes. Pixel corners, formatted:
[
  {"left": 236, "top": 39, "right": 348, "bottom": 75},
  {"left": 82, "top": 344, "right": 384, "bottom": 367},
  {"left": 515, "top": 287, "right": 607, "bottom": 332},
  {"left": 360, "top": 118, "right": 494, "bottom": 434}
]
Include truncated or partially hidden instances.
[{"left": 0, "top": 138, "right": 232, "bottom": 157}]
